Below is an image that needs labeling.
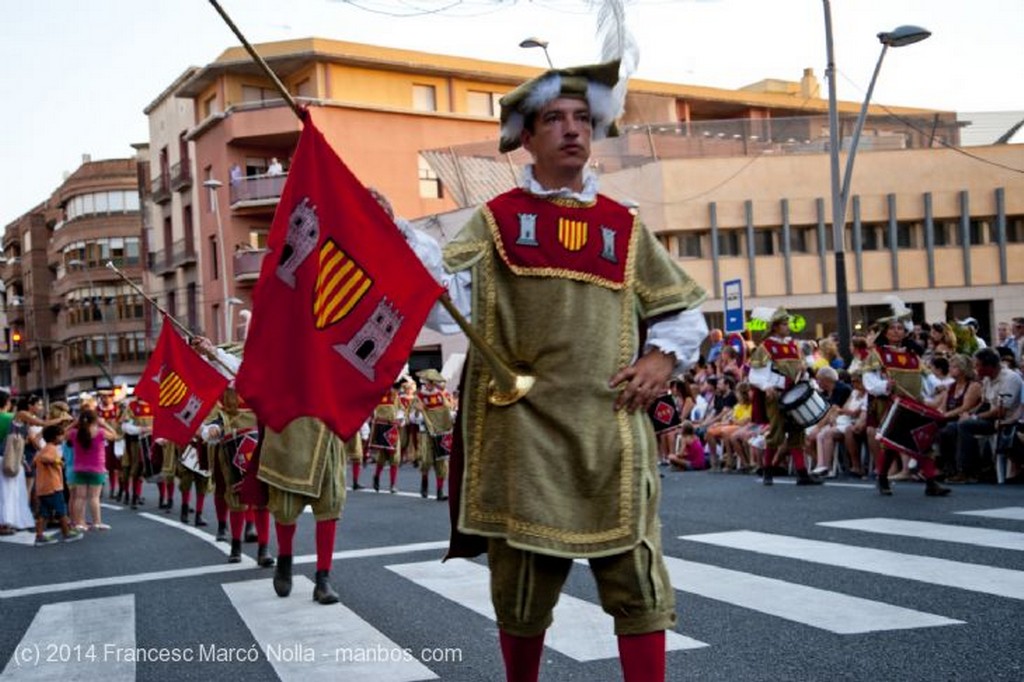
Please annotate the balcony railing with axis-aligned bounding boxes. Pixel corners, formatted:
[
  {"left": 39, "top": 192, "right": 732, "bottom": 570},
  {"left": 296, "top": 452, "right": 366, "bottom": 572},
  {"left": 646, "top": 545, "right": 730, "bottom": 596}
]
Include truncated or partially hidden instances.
[
  {"left": 229, "top": 173, "right": 287, "bottom": 207},
  {"left": 148, "top": 239, "right": 197, "bottom": 275},
  {"left": 151, "top": 174, "right": 171, "bottom": 204},
  {"left": 233, "top": 248, "right": 268, "bottom": 283},
  {"left": 170, "top": 160, "right": 192, "bottom": 191}
]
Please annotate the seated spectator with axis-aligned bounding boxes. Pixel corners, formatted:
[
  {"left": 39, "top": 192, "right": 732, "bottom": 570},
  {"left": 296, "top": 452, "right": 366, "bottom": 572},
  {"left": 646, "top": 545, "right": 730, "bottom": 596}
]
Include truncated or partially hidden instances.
[
  {"left": 819, "top": 337, "right": 844, "bottom": 370},
  {"left": 933, "top": 353, "right": 983, "bottom": 477},
  {"left": 707, "top": 381, "right": 752, "bottom": 471},
  {"left": 668, "top": 422, "right": 706, "bottom": 471},
  {"left": 808, "top": 369, "right": 863, "bottom": 476},
  {"left": 695, "top": 375, "right": 738, "bottom": 445},
  {"left": 951, "top": 348, "right": 1023, "bottom": 482}
]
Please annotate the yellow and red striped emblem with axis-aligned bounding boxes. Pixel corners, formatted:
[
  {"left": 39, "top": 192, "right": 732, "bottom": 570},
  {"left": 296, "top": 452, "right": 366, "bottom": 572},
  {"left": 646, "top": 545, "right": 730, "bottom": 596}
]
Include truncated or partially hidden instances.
[
  {"left": 312, "top": 239, "right": 373, "bottom": 330},
  {"left": 158, "top": 371, "right": 188, "bottom": 408},
  {"left": 557, "top": 218, "right": 588, "bottom": 252}
]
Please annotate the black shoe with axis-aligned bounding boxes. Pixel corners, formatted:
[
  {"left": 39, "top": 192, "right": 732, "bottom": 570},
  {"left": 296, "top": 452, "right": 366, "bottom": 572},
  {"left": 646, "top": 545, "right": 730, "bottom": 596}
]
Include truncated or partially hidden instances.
[
  {"left": 878, "top": 477, "right": 893, "bottom": 496},
  {"left": 163, "top": 501, "right": 173, "bottom": 514},
  {"left": 130, "top": 497, "right": 139, "bottom": 510},
  {"left": 436, "top": 491, "right": 448, "bottom": 501},
  {"left": 796, "top": 470, "right": 823, "bottom": 486},
  {"left": 925, "top": 479, "right": 952, "bottom": 497},
  {"left": 762, "top": 470, "right": 773, "bottom": 486},
  {"left": 244, "top": 522, "right": 258, "bottom": 543},
  {"left": 216, "top": 522, "right": 228, "bottom": 542},
  {"left": 313, "top": 570, "right": 339, "bottom": 605},
  {"left": 273, "top": 555, "right": 293, "bottom": 597},
  {"left": 194, "top": 514, "right": 208, "bottom": 528},
  {"left": 257, "top": 544, "right": 275, "bottom": 568},
  {"left": 373, "top": 475, "right": 380, "bottom": 492},
  {"left": 180, "top": 505, "right": 190, "bottom": 524},
  {"left": 352, "top": 482, "right": 363, "bottom": 491},
  {"left": 228, "top": 539, "right": 243, "bottom": 564},
  {"left": 420, "top": 478, "right": 428, "bottom": 499}
]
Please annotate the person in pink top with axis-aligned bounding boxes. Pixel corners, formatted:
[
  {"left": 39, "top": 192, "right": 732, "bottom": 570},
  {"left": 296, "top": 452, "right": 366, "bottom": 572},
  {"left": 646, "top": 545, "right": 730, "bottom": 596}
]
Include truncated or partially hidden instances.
[
  {"left": 668, "top": 422, "right": 707, "bottom": 470},
  {"left": 68, "top": 410, "right": 119, "bottom": 530}
]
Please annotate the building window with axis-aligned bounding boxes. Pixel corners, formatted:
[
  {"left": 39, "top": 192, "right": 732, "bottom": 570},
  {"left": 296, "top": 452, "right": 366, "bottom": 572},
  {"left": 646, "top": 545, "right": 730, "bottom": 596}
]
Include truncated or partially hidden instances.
[
  {"left": 957, "top": 219, "right": 986, "bottom": 246},
  {"left": 294, "top": 77, "right": 314, "bottom": 98},
  {"left": 246, "top": 228, "right": 269, "bottom": 250},
  {"left": 210, "top": 236, "right": 220, "bottom": 280},
  {"left": 789, "top": 227, "right": 813, "bottom": 254},
  {"left": 752, "top": 230, "right": 775, "bottom": 256},
  {"left": 418, "top": 155, "right": 442, "bottom": 199},
  {"left": 861, "top": 224, "right": 880, "bottom": 251},
  {"left": 241, "top": 85, "right": 276, "bottom": 103},
  {"left": 933, "top": 221, "right": 952, "bottom": 247},
  {"left": 412, "top": 84, "right": 437, "bottom": 112},
  {"left": 202, "top": 94, "right": 219, "bottom": 118},
  {"left": 186, "top": 282, "right": 198, "bottom": 332},
  {"left": 467, "top": 90, "right": 501, "bottom": 117},
  {"left": 717, "top": 231, "right": 741, "bottom": 257},
  {"left": 1007, "top": 216, "right": 1023, "bottom": 243},
  {"left": 677, "top": 233, "right": 702, "bottom": 259},
  {"left": 883, "top": 222, "right": 917, "bottom": 249}
]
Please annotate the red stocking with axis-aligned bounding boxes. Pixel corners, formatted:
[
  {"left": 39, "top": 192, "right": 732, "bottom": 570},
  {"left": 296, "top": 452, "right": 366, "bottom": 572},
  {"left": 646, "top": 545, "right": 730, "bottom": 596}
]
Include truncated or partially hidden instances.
[
  {"left": 499, "top": 630, "right": 545, "bottom": 682},
  {"left": 618, "top": 631, "right": 666, "bottom": 682},
  {"left": 315, "top": 519, "right": 337, "bottom": 572}
]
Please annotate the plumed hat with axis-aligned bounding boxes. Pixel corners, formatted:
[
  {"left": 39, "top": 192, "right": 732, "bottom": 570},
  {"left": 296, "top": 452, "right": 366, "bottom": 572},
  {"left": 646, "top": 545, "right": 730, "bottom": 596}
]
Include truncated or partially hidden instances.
[
  {"left": 416, "top": 368, "right": 446, "bottom": 385},
  {"left": 498, "top": 60, "right": 622, "bottom": 153}
]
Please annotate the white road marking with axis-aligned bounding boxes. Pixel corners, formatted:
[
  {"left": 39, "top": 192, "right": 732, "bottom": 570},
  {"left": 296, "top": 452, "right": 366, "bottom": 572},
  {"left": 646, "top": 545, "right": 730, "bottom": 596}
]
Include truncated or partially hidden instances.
[
  {"left": 818, "top": 517, "right": 1024, "bottom": 551},
  {"left": 956, "top": 507, "right": 1024, "bottom": 522},
  {"left": 387, "top": 559, "right": 706, "bottom": 662},
  {"left": 140, "top": 512, "right": 255, "bottom": 563},
  {"left": 224, "top": 577, "right": 437, "bottom": 681},
  {"left": 680, "top": 530, "right": 1024, "bottom": 600},
  {"left": 0, "top": 594, "right": 134, "bottom": 680},
  {"left": 661, "top": 556, "right": 960, "bottom": 634},
  {"left": 0, "top": 541, "right": 448, "bottom": 600}
]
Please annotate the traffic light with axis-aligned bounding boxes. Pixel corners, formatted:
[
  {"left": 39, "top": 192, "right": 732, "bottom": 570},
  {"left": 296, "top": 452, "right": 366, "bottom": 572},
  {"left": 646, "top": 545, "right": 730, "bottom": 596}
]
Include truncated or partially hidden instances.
[{"left": 11, "top": 329, "right": 22, "bottom": 352}]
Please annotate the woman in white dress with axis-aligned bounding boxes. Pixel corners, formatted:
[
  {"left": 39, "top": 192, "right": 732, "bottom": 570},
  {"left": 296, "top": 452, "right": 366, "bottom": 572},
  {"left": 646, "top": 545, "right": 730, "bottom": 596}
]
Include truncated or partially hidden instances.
[{"left": 0, "top": 391, "right": 34, "bottom": 533}]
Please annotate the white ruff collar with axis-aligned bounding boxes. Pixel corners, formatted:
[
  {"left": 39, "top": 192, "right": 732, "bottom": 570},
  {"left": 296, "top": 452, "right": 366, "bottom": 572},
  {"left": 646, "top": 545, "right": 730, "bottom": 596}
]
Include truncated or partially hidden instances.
[{"left": 518, "top": 165, "right": 599, "bottom": 202}]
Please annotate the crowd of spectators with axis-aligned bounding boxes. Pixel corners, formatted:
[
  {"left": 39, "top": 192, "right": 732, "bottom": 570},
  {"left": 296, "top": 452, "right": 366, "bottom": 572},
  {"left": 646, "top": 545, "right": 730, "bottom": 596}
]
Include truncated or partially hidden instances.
[{"left": 652, "top": 315, "right": 1024, "bottom": 485}]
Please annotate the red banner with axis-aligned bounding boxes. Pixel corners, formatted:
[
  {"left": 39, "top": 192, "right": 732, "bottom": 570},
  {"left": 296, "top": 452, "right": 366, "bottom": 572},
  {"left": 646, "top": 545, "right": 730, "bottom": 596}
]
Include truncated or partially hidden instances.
[
  {"left": 136, "top": 320, "right": 229, "bottom": 446},
  {"left": 235, "top": 115, "right": 445, "bottom": 439}
]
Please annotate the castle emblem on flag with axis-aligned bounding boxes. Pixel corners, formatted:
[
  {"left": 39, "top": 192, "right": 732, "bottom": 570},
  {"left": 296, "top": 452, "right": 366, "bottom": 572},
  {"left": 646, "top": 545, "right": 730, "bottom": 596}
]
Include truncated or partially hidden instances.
[
  {"left": 277, "top": 197, "right": 320, "bottom": 288},
  {"left": 158, "top": 371, "right": 188, "bottom": 408},
  {"left": 558, "top": 217, "right": 588, "bottom": 251},
  {"left": 313, "top": 239, "right": 372, "bottom": 330},
  {"left": 174, "top": 394, "right": 204, "bottom": 428},
  {"left": 334, "top": 298, "right": 403, "bottom": 380}
]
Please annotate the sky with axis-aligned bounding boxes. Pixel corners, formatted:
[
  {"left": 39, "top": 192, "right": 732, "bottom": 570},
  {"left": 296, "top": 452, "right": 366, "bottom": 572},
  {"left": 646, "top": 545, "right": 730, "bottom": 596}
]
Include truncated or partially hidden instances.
[{"left": 2, "top": 0, "right": 1021, "bottom": 226}]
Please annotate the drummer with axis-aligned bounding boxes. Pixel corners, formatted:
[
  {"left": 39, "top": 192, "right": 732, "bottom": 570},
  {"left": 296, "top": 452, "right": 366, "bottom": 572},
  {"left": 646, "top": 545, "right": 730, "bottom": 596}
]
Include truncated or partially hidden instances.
[
  {"left": 862, "top": 309, "right": 951, "bottom": 497},
  {"left": 748, "top": 307, "right": 822, "bottom": 486}
]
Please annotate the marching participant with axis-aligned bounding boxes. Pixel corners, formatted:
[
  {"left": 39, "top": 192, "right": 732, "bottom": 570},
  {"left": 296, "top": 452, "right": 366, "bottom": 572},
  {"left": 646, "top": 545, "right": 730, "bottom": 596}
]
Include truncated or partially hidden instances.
[
  {"left": 863, "top": 306, "right": 951, "bottom": 497},
  {"left": 201, "top": 382, "right": 271, "bottom": 566},
  {"left": 119, "top": 394, "right": 154, "bottom": 509},
  {"left": 402, "top": 57, "right": 708, "bottom": 681},
  {"left": 97, "top": 390, "right": 125, "bottom": 502},
  {"left": 412, "top": 369, "right": 453, "bottom": 501},
  {"left": 369, "top": 381, "right": 404, "bottom": 493},
  {"left": 174, "top": 437, "right": 211, "bottom": 527},
  {"left": 748, "top": 307, "right": 822, "bottom": 486}
]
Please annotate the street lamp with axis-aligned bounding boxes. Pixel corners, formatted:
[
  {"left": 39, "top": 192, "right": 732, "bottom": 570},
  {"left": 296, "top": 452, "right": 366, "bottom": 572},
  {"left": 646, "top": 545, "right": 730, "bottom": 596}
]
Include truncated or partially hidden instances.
[
  {"left": 68, "top": 258, "right": 114, "bottom": 386},
  {"left": 519, "top": 37, "right": 553, "bottom": 68},
  {"left": 203, "top": 178, "right": 232, "bottom": 344},
  {"left": 823, "top": 0, "right": 930, "bottom": 363}
]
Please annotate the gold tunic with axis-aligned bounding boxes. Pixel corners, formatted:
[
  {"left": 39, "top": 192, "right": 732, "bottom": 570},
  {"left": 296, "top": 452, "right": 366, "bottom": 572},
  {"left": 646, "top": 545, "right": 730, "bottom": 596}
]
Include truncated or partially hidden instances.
[{"left": 445, "top": 192, "right": 706, "bottom": 558}]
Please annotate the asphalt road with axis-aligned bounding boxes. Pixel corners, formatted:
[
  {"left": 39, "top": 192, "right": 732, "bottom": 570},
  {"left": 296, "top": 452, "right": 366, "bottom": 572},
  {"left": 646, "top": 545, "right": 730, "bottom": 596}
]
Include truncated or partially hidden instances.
[{"left": 1, "top": 466, "right": 1022, "bottom": 681}]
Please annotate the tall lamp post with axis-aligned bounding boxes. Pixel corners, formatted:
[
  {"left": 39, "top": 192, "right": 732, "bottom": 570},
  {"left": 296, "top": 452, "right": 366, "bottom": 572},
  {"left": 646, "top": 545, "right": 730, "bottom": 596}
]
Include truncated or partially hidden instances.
[
  {"left": 823, "top": 0, "right": 930, "bottom": 363},
  {"left": 203, "top": 178, "right": 232, "bottom": 345},
  {"left": 519, "top": 37, "right": 553, "bottom": 68},
  {"left": 68, "top": 259, "right": 114, "bottom": 386}
]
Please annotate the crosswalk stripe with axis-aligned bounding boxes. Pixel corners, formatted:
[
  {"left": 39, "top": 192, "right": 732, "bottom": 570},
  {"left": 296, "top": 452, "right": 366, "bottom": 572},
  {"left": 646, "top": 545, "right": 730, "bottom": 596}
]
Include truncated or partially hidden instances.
[
  {"left": 387, "top": 559, "right": 706, "bottom": 661},
  {"left": 818, "top": 518, "right": 1024, "bottom": 551},
  {"left": 956, "top": 507, "right": 1024, "bottom": 522},
  {"left": 140, "top": 512, "right": 256, "bottom": 563},
  {"left": 1, "top": 595, "right": 135, "bottom": 680},
  {"left": 680, "top": 531, "right": 1024, "bottom": 600},
  {"left": 223, "top": 577, "right": 437, "bottom": 682},
  {"left": 661, "top": 556, "right": 960, "bottom": 634}
]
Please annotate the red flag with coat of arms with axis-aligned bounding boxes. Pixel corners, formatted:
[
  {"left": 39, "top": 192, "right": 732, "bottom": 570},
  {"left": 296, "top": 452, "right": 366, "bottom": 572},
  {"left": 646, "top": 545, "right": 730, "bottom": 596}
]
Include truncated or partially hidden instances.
[
  {"left": 235, "top": 114, "right": 445, "bottom": 439},
  {"left": 135, "top": 319, "right": 230, "bottom": 446}
]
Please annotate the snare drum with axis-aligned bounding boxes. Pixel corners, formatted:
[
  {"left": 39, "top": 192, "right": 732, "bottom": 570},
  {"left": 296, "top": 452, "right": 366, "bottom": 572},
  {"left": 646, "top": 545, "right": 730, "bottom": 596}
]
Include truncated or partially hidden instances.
[
  {"left": 179, "top": 444, "right": 211, "bottom": 478},
  {"left": 877, "top": 397, "right": 943, "bottom": 457},
  {"left": 779, "top": 381, "right": 829, "bottom": 428},
  {"left": 431, "top": 431, "right": 453, "bottom": 461},
  {"left": 223, "top": 427, "right": 260, "bottom": 482},
  {"left": 647, "top": 393, "right": 682, "bottom": 434}
]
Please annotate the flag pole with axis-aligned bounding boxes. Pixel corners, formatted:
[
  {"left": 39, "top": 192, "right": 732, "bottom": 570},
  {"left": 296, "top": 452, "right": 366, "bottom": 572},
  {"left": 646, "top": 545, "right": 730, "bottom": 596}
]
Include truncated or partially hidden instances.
[
  {"left": 206, "top": 0, "right": 533, "bottom": 403},
  {"left": 207, "top": 0, "right": 305, "bottom": 123},
  {"left": 105, "top": 262, "right": 237, "bottom": 377}
]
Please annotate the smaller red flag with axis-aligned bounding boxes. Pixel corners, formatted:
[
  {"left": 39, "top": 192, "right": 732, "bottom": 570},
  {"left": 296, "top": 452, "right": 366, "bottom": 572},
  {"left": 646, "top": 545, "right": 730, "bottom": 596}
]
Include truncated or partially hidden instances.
[{"left": 136, "top": 320, "right": 230, "bottom": 446}]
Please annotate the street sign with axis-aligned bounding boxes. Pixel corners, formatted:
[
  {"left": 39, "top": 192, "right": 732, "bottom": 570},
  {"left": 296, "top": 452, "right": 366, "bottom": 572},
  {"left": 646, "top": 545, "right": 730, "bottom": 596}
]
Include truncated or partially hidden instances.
[{"left": 723, "top": 279, "right": 744, "bottom": 333}]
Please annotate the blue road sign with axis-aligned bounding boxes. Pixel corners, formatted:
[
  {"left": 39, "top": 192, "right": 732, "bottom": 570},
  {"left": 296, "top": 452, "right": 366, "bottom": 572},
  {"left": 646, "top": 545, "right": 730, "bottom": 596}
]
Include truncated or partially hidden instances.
[{"left": 723, "top": 279, "right": 744, "bottom": 333}]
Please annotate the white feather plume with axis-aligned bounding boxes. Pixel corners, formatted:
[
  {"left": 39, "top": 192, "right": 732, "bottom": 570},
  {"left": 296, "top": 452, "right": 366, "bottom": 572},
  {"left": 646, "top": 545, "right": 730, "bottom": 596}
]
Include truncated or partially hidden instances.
[
  {"left": 592, "top": 0, "right": 638, "bottom": 119},
  {"left": 883, "top": 295, "right": 911, "bottom": 319}
]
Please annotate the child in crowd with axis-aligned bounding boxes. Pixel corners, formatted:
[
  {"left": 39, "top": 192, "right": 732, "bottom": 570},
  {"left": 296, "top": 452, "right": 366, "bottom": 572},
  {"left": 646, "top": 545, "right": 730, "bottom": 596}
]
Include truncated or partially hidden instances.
[
  {"left": 33, "top": 425, "right": 83, "bottom": 546},
  {"left": 668, "top": 422, "right": 707, "bottom": 471}
]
